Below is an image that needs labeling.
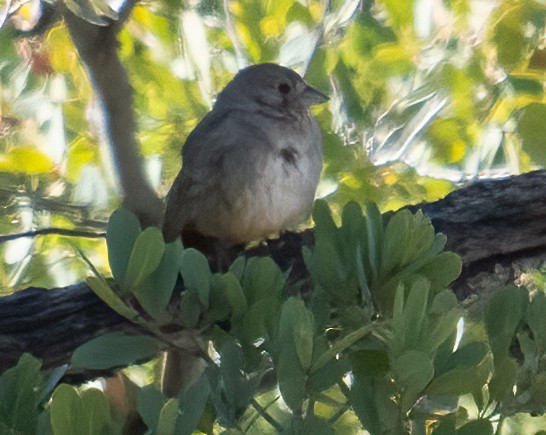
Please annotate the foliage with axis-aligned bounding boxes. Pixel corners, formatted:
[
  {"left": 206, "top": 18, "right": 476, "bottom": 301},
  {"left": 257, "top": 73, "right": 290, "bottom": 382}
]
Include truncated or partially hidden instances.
[
  {"left": 1, "top": 0, "right": 546, "bottom": 434},
  {"left": 1, "top": 0, "right": 545, "bottom": 289},
  {"left": 4, "top": 205, "right": 546, "bottom": 433}
]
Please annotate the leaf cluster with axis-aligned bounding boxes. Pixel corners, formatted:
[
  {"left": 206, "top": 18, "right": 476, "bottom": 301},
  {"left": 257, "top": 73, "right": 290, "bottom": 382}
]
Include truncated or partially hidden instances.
[{"left": 5, "top": 202, "right": 546, "bottom": 433}]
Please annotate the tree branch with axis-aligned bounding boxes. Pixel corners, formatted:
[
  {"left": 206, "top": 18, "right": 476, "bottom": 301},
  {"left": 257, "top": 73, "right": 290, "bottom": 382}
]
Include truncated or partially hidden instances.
[{"left": 61, "top": 1, "right": 163, "bottom": 227}]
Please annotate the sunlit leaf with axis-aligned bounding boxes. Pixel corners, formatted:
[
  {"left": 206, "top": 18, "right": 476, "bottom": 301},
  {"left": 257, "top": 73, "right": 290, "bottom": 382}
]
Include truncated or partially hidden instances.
[{"left": 0, "top": 146, "right": 54, "bottom": 174}]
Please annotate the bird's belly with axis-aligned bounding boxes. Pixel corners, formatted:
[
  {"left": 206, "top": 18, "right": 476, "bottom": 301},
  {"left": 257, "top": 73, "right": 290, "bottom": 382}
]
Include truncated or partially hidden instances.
[{"left": 210, "top": 152, "right": 320, "bottom": 243}]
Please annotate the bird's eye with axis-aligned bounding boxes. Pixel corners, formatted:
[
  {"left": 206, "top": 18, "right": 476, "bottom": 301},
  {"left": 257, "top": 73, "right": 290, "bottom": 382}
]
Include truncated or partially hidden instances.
[{"left": 278, "top": 83, "right": 291, "bottom": 94}]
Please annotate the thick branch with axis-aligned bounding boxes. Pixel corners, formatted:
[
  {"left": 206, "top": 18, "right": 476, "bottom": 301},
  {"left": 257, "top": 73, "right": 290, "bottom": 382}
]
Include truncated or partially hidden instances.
[
  {"left": 2, "top": 170, "right": 546, "bottom": 378},
  {"left": 62, "top": 3, "right": 163, "bottom": 227}
]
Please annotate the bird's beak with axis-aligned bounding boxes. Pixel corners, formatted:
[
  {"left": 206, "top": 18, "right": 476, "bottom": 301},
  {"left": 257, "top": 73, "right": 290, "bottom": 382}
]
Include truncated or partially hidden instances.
[{"left": 302, "top": 85, "right": 329, "bottom": 106}]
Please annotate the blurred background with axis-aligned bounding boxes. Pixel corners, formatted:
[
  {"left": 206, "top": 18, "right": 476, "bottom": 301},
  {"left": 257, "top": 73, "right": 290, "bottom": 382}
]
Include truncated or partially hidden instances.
[{"left": 0, "top": 0, "right": 545, "bottom": 290}]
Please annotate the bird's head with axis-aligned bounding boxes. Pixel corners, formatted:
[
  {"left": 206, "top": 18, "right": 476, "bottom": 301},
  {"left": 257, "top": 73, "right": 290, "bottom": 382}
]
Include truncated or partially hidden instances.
[{"left": 214, "top": 63, "right": 328, "bottom": 116}]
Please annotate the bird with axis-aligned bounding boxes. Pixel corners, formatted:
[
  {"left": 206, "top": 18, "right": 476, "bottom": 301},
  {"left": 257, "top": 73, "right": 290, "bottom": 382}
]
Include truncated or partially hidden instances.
[
  {"left": 162, "top": 63, "right": 328, "bottom": 261},
  {"left": 161, "top": 64, "right": 327, "bottom": 397}
]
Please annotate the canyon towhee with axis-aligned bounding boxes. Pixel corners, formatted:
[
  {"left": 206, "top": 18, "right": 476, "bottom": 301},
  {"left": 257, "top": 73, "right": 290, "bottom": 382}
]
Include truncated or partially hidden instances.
[
  {"left": 161, "top": 63, "right": 327, "bottom": 397},
  {"left": 162, "top": 63, "right": 328, "bottom": 250}
]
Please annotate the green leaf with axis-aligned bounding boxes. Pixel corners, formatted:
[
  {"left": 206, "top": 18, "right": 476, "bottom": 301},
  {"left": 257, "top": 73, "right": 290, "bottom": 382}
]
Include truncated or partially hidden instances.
[
  {"left": 217, "top": 338, "right": 257, "bottom": 411},
  {"left": 133, "top": 239, "right": 183, "bottom": 323},
  {"left": 301, "top": 416, "right": 335, "bottom": 435},
  {"left": 241, "top": 256, "right": 284, "bottom": 304},
  {"left": 50, "top": 385, "right": 82, "bottom": 435},
  {"left": 382, "top": 209, "right": 410, "bottom": 274},
  {"left": 527, "top": 291, "right": 546, "bottom": 355},
  {"left": 312, "top": 237, "right": 346, "bottom": 296},
  {"left": 87, "top": 276, "right": 140, "bottom": 321},
  {"left": 71, "top": 333, "right": 161, "bottom": 369},
  {"left": 364, "top": 202, "right": 382, "bottom": 282},
  {"left": 279, "top": 298, "right": 315, "bottom": 371},
  {"left": 138, "top": 385, "right": 166, "bottom": 432},
  {"left": 419, "top": 251, "right": 463, "bottom": 290},
  {"left": 405, "top": 278, "right": 430, "bottom": 334},
  {"left": 488, "top": 355, "right": 517, "bottom": 402},
  {"left": 50, "top": 385, "right": 118, "bottom": 435},
  {"left": 493, "top": 6, "right": 529, "bottom": 69},
  {"left": 429, "top": 290, "right": 459, "bottom": 316},
  {"left": 518, "top": 103, "right": 546, "bottom": 166},
  {"left": 427, "top": 359, "right": 490, "bottom": 396},
  {"left": 125, "top": 227, "right": 165, "bottom": 289},
  {"left": 181, "top": 248, "right": 211, "bottom": 309},
  {"left": 392, "top": 350, "right": 434, "bottom": 412},
  {"left": 485, "top": 286, "right": 527, "bottom": 356},
  {"left": 350, "top": 374, "right": 402, "bottom": 435},
  {"left": 218, "top": 272, "right": 248, "bottom": 323},
  {"left": 156, "top": 398, "right": 180, "bottom": 435},
  {"left": 0, "top": 354, "right": 43, "bottom": 435},
  {"left": 179, "top": 291, "right": 202, "bottom": 329},
  {"left": 457, "top": 419, "right": 493, "bottom": 435},
  {"left": 106, "top": 207, "right": 141, "bottom": 285},
  {"left": 63, "top": 0, "right": 115, "bottom": 25},
  {"left": 278, "top": 338, "right": 307, "bottom": 415},
  {"left": 312, "top": 199, "right": 338, "bottom": 244},
  {"left": 176, "top": 374, "right": 210, "bottom": 435}
]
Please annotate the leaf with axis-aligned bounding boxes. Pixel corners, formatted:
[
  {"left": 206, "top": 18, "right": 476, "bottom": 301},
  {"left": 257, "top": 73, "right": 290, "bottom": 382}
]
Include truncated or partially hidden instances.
[
  {"left": 398, "top": 278, "right": 430, "bottom": 351},
  {"left": 50, "top": 384, "right": 82, "bottom": 435},
  {"left": 0, "top": 146, "right": 54, "bottom": 174},
  {"left": 278, "top": 338, "right": 307, "bottom": 415},
  {"left": 71, "top": 333, "right": 162, "bottom": 370},
  {"left": 106, "top": 208, "right": 141, "bottom": 285},
  {"left": 219, "top": 272, "right": 248, "bottom": 323},
  {"left": 301, "top": 416, "right": 335, "bottom": 435},
  {"left": 391, "top": 350, "right": 434, "bottom": 412},
  {"left": 382, "top": 209, "right": 410, "bottom": 275},
  {"left": 138, "top": 385, "right": 166, "bottom": 433},
  {"left": 64, "top": 0, "right": 109, "bottom": 25},
  {"left": 364, "top": 202, "right": 382, "bottom": 282},
  {"left": 217, "top": 339, "right": 256, "bottom": 411},
  {"left": 350, "top": 374, "right": 402, "bottom": 435},
  {"left": 457, "top": 419, "right": 493, "bottom": 435},
  {"left": 179, "top": 291, "right": 202, "bottom": 329},
  {"left": 312, "top": 199, "right": 338, "bottom": 244},
  {"left": 493, "top": 6, "right": 529, "bottom": 69},
  {"left": 527, "top": 291, "right": 546, "bottom": 355},
  {"left": 156, "top": 398, "right": 180, "bottom": 435},
  {"left": 279, "top": 298, "right": 315, "bottom": 371},
  {"left": 180, "top": 248, "right": 211, "bottom": 309},
  {"left": 133, "top": 239, "right": 183, "bottom": 322},
  {"left": 125, "top": 227, "right": 165, "bottom": 289},
  {"left": 426, "top": 358, "right": 490, "bottom": 396},
  {"left": 0, "top": 354, "right": 43, "bottom": 435},
  {"left": 50, "top": 385, "right": 117, "bottom": 435},
  {"left": 241, "top": 256, "right": 284, "bottom": 304},
  {"left": 518, "top": 103, "right": 546, "bottom": 166},
  {"left": 485, "top": 286, "right": 527, "bottom": 356},
  {"left": 176, "top": 374, "right": 210, "bottom": 435},
  {"left": 419, "top": 251, "right": 463, "bottom": 290},
  {"left": 87, "top": 276, "right": 140, "bottom": 321}
]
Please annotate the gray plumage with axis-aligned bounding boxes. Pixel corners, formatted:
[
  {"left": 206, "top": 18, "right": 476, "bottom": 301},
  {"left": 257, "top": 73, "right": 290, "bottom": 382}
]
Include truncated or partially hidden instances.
[{"left": 162, "top": 63, "right": 327, "bottom": 244}]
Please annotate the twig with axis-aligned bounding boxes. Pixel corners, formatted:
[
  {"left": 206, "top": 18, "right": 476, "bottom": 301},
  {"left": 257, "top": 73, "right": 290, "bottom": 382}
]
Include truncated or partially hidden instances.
[
  {"left": 250, "top": 397, "right": 284, "bottom": 432},
  {"left": 0, "top": 228, "right": 106, "bottom": 243}
]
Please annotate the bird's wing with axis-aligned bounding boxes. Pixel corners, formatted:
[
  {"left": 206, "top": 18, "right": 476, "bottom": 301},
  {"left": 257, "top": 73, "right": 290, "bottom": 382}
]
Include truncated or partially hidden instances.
[{"left": 162, "top": 109, "right": 270, "bottom": 241}]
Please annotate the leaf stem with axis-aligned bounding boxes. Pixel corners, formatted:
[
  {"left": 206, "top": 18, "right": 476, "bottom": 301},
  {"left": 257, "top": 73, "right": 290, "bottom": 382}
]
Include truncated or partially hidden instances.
[
  {"left": 310, "top": 323, "right": 382, "bottom": 374},
  {"left": 250, "top": 398, "right": 284, "bottom": 432}
]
